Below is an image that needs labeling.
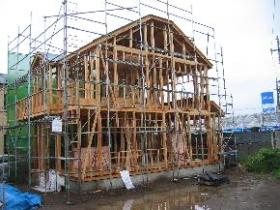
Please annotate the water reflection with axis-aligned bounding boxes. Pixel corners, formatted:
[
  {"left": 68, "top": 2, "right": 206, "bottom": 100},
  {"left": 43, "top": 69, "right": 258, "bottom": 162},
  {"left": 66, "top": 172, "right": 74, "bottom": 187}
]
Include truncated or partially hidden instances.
[
  {"left": 96, "top": 183, "right": 212, "bottom": 210},
  {"left": 194, "top": 204, "right": 211, "bottom": 210}
]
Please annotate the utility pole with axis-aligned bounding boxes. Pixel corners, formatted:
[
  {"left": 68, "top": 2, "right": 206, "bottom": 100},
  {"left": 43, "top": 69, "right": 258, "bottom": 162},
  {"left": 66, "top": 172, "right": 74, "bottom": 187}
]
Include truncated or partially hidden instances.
[{"left": 271, "top": 36, "right": 280, "bottom": 112}]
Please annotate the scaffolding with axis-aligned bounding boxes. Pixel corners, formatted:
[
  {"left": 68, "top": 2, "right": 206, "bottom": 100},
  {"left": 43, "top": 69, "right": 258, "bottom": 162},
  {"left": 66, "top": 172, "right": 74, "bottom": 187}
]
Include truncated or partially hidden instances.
[{"left": 4, "top": 0, "right": 233, "bottom": 203}]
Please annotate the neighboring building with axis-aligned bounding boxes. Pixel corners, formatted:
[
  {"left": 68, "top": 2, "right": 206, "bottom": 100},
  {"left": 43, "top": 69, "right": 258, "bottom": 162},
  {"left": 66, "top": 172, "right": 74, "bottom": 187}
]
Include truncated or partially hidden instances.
[
  {"left": 15, "top": 15, "right": 223, "bottom": 189},
  {"left": 224, "top": 112, "right": 280, "bottom": 132},
  {"left": 0, "top": 73, "right": 7, "bottom": 155}
]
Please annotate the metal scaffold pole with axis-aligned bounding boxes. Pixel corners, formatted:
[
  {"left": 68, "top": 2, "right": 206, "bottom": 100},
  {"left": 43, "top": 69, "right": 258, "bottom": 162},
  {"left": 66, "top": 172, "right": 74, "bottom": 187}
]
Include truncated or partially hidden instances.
[
  {"left": 28, "top": 12, "right": 32, "bottom": 190},
  {"left": 62, "top": 0, "right": 71, "bottom": 204},
  {"left": 104, "top": 0, "right": 113, "bottom": 189},
  {"left": 138, "top": 0, "right": 149, "bottom": 185}
]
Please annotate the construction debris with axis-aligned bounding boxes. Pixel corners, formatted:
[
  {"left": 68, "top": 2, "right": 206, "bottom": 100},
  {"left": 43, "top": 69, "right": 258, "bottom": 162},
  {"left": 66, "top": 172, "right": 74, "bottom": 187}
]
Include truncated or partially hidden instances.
[
  {"left": 33, "top": 170, "right": 64, "bottom": 193},
  {"left": 120, "top": 170, "right": 135, "bottom": 190},
  {"left": 197, "top": 172, "right": 229, "bottom": 186}
]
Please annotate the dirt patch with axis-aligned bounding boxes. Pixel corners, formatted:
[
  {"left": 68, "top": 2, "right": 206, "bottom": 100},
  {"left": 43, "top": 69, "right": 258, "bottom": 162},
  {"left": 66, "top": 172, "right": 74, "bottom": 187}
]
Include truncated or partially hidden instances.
[{"left": 40, "top": 167, "right": 280, "bottom": 210}]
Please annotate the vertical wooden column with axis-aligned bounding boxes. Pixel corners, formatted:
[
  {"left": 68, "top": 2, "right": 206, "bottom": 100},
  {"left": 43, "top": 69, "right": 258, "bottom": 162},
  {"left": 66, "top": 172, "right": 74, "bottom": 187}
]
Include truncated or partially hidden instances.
[
  {"left": 95, "top": 47, "right": 101, "bottom": 103},
  {"left": 182, "top": 113, "right": 189, "bottom": 161},
  {"left": 48, "top": 64, "right": 52, "bottom": 111},
  {"left": 166, "top": 61, "right": 170, "bottom": 109},
  {"left": 87, "top": 109, "right": 91, "bottom": 149},
  {"left": 36, "top": 124, "right": 40, "bottom": 170},
  {"left": 77, "top": 117, "right": 82, "bottom": 174},
  {"left": 159, "top": 58, "right": 164, "bottom": 109},
  {"left": 150, "top": 22, "right": 156, "bottom": 106},
  {"left": 182, "top": 44, "right": 186, "bottom": 59},
  {"left": 124, "top": 113, "right": 131, "bottom": 170},
  {"left": 192, "top": 66, "right": 199, "bottom": 109},
  {"left": 129, "top": 29, "right": 133, "bottom": 48},
  {"left": 204, "top": 65, "right": 210, "bottom": 111},
  {"left": 113, "top": 37, "right": 118, "bottom": 99},
  {"left": 183, "top": 64, "right": 188, "bottom": 108},
  {"left": 132, "top": 112, "right": 138, "bottom": 170},
  {"left": 199, "top": 65, "right": 204, "bottom": 110},
  {"left": 162, "top": 112, "right": 168, "bottom": 168},
  {"left": 144, "top": 24, "right": 148, "bottom": 50},
  {"left": 150, "top": 21, "right": 155, "bottom": 50},
  {"left": 56, "top": 134, "right": 62, "bottom": 172},
  {"left": 46, "top": 125, "right": 50, "bottom": 170},
  {"left": 40, "top": 124, "right": 45, "bottom": 171},
  {"left": 97, "top": 111, "right": 103, "bottom": 175},
  {"left": 170, "top": 30, "right": 176, "bottom": 111},
  {"left": 187, "top": 114, "right": 192, "bottom": 160},
  {"left": 163, "top": 26, "right": 168, "bottom": 52},
  {"left": 211, "top": 114, "right": 218, "bottom": 160},
  {"left": 120, "top": 116, "right": 125, "bottom": 167},
  {"left": 89, "top": 52, "right": 94, "bottom": 99},
  {"left": 57, "top": 65, "right": 62, "bottom": 105},
  {"left": 206, "top": 115, "right": 213, "bottom": 160},
  {"left": 145, "top": 57, "right": 150, "bottom": 106}
]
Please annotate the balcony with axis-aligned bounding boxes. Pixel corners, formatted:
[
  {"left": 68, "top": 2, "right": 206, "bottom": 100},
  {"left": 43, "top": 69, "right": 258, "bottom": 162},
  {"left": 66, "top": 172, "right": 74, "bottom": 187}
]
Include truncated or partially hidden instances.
[{"left": 15, "top": 82, "right": 210, "bottom": 121}]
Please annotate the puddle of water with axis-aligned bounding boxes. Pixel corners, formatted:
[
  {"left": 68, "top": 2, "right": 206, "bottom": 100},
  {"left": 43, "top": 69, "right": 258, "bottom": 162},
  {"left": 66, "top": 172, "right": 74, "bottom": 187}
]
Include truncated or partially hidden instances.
[{"left": 94, "top": 182, "right": 214, "bottom": 210}]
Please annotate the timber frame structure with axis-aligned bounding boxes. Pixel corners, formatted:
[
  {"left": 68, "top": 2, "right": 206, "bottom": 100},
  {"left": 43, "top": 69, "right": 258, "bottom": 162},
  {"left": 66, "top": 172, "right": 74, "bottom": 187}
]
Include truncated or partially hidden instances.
[
  {"left": 15, "top": 14, "right": 222, "bottom": 182},
  {"left": 5, "top": 0, "right": 233, "bottom": 200}
]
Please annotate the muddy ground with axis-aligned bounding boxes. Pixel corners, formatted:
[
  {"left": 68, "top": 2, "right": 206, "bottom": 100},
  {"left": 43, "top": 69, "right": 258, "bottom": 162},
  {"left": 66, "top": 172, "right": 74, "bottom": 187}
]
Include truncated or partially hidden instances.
[{"left": 40, "top": 167, "right": 280, "bottom": 210}]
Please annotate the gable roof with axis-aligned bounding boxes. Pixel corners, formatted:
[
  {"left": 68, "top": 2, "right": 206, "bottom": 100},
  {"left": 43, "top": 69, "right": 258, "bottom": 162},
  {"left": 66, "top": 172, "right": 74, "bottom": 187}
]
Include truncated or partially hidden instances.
[
  {"left": 67, "top": 14, "right": 212, "bottom": 68},
  {"left": 31, "top": 52, "right": 63, "bottom": 69}
]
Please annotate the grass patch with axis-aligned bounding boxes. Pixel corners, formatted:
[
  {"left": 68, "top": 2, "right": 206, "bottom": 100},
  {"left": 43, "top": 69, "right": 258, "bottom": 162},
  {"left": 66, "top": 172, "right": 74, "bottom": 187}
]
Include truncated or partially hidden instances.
[
  {"left": 241, "top": 148, "right": 280, "bottom": 177},
  {"left": 274, "top": 168, "right": 280, "bottom": 179}
]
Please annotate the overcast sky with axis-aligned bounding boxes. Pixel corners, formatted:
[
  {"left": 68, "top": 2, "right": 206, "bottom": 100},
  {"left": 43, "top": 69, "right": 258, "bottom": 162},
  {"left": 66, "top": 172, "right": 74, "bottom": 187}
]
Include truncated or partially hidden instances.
[{"left": 0, "top": 0, "right": 278, "bottom": 114}]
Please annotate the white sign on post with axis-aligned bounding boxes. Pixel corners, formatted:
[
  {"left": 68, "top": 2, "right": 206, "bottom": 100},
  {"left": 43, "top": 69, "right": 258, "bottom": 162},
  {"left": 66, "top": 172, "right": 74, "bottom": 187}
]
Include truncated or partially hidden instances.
[{"left": 52, "top": 118, "right": 62, "bottom": 133}]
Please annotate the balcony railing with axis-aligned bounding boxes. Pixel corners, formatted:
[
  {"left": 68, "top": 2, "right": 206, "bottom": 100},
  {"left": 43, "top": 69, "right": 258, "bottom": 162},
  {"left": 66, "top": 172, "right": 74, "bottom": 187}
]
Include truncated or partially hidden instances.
[{"left": 15, "top": 82, "right": 208, "bottom": 120}]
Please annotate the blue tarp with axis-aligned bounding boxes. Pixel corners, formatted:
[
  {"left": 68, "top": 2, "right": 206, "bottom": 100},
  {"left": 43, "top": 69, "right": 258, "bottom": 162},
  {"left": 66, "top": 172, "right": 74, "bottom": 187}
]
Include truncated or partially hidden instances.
[
  {"left": 224, "top": 128, "right": 243, "bottom": 133},
  {"left": 0, "top": 184, "right": 42, "bottom": 210}
]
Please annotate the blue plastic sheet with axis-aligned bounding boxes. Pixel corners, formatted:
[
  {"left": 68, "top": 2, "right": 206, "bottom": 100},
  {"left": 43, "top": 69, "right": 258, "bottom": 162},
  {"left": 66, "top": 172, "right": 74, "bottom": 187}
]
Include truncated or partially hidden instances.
[{"left": 0, "top": 184, "right": 42, "bottom": 210}]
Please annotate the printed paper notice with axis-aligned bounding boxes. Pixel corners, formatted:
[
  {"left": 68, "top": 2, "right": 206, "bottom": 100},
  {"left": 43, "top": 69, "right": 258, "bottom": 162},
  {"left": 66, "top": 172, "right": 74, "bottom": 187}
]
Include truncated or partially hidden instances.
[{"left": 52, "top": 118, "right": 62, "bottom": 133}]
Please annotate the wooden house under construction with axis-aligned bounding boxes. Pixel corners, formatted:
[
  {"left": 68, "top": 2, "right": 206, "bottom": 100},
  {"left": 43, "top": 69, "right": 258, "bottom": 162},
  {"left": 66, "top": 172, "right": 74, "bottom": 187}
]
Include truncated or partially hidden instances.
[{"left": 16, "top": 15, "right": 223, "bottom": 183}]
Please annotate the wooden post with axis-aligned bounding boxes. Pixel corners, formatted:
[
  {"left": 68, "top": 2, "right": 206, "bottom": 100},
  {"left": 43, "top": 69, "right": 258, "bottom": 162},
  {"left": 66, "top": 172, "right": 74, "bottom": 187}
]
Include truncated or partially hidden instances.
[
  {"left": 162, "top": 113, "right": 168, "bottom": 168},
  {"left": 132, "top": 112, "right": 137, "bottom": 170},
  {"left": 205, "top": 66, "right": 210, "bottom": 111},
  {"left": 187, "top": 114, "right": 192, "bottom": 160},
  {"left": 144, "top": 24, "right": 148, "bottom": 51},
  {"left": 84, "top": 54, "right": 89, "bottom": 98},
  {"left": 129, "top": 29, "right": 133, "bottom": 48},
  {"left": 95, "top": 47, "right": 101, "bottom": 103},
  {"left": 89, "top": 51, "right": 94, "bottom": 99},
  {"left": 97, "top": 112, "right": 103, "bottom": 174},
  {"left": 145, "top": 57, "right": 150, "bottom": 106},
  {"left": 56, "top": 134, "right": 62, "bottom": 172},
  {"left": 159, "top": 58, "right": 164, "bottom": 109},
  {"left": 113, "top": 37, "right": 119, "bottom": 99},
  {"left": 48, "top": 64, "right": 53, "bottom": 109},
  {"left": 150, "top": 21, "right": 155, "bottom": 51},
  {"left": 163, "top": 26, "right": 168, "bottom": 52}
]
